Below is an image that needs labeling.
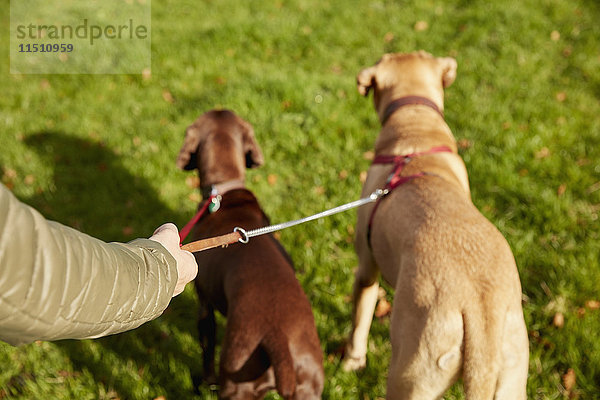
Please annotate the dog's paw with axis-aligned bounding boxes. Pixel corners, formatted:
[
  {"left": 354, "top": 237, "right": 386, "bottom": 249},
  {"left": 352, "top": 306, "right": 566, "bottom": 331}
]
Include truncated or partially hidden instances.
[
  {"left": 341, "top": 354, "right": 367, "bottom": 372},
  {"left": 192, "top": 373, "right": 218, "bottom": 394}
]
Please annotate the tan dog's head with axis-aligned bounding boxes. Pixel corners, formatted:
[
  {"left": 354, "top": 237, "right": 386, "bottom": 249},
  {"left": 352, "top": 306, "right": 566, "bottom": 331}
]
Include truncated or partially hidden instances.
[
  {"left": 176, "top": 109, "right": 264, "bottom": 186},
  {"left": 357, "top": 51, "right": 457, "bottom": 121}
]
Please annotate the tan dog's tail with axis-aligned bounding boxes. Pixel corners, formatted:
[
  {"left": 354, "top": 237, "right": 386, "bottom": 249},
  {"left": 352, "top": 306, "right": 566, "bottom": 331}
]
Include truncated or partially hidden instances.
[
  {"left": 462, "top": 303, "right": 504, "bottom": 399},
  {"left": 262, "top": 328, "right": 296, "bottom": 399}
]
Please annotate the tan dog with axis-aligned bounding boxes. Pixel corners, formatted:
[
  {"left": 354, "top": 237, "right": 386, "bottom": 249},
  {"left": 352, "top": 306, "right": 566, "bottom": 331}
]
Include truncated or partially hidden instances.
[
  {"left": 342, "top": 52, "right": 529, "bottom": 399},
  {"left": 177, "top": 110, "right": 324, "bottom": 399}
]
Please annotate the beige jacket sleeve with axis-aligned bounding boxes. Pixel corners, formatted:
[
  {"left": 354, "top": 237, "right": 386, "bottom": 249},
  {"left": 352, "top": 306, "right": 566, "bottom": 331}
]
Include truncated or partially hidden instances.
[{"left": 0, "top": 184, "right": 177, "bottom": 346}]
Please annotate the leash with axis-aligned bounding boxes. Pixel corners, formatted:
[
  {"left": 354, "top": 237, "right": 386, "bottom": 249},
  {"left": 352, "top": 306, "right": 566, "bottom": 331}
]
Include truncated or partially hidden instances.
[
  {"left": 180, "top": 146, "right": 451, "bottom": 253},
  {"left": 180, "top": 189, "right": 389, "bottom": 253},
  {"left": 178, "top": 194, "right": 217, "bottom": 243},
  {"left": 180, "top": 146, "right": 453, "bottom": 253},
  {"left": 181, "top": 96, "right": 451, "bottom": 253}
]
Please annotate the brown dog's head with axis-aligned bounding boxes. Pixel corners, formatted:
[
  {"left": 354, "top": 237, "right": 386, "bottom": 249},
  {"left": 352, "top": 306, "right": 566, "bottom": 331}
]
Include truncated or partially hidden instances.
[
  {"left": 357, "top": 51, "right": 457, "bottom": 121},
  {"left": 176, "top": 109, "right": 264, "bottom": 186}
]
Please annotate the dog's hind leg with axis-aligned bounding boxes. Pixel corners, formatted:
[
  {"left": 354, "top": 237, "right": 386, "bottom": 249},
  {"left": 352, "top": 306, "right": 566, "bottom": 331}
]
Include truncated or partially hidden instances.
[
  {"left": 493, "top": 309, "right": 528, "bottom": 400},
  {"left": 195, "top": 300, "right": 217, "bottom": 386},
  {"left": 343, "top": 243, "right": 380, "bottom": 372},
  {"left": 386, "top": 305, "right": 463, "bottom": 400}
]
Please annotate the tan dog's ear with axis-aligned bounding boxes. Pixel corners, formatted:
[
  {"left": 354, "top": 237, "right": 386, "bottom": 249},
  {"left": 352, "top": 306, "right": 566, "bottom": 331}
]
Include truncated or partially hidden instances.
[
  {"left": 176, "top": 125, "right": 202, "bottom": 170},
  {"left": 357, "top": 66, "right": 377, "bottom": 97},
  {"left": 439, "top": 57, "right": 457, "bottom": 88},
  {"left": 239, "top": 118, "right": 264, "bottom": 168}
]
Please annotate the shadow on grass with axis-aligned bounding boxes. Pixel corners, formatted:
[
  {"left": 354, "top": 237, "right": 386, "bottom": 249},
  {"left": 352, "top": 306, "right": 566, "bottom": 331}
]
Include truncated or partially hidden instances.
[{"left": 23, "top": 132, "right": 204, "bottom": 399}]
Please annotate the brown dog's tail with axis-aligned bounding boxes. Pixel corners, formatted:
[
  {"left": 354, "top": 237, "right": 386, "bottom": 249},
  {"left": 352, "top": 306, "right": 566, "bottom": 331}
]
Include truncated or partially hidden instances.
[
  {"left": 221, "top": 325, "right": 296, "bottom": 399},
  {"left": 262, "top": 328, "right": 296, "bottom": 399},
  {"left": 461, "top": 302, "right": 504, "bottom": 399}
]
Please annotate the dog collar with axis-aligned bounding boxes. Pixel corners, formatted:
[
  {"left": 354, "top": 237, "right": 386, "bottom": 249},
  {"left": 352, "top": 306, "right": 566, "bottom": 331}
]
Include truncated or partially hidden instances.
[
  {"left": 200, "top": 179, "right": 246, "bottom": 200},
  {"left": 381, "top": 96, "right": 444, "bottom": 125},
  {"left": 179, "top": 179, "right": 247, "bottom": 244}
]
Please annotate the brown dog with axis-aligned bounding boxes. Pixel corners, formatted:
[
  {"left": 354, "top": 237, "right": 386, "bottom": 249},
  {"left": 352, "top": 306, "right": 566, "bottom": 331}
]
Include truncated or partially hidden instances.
[
  {"left": 342, "top": 52, "right": 529, "bottom": 399},
  {"left": 176, "top": 110, "right": 323, "bottom": 400}
]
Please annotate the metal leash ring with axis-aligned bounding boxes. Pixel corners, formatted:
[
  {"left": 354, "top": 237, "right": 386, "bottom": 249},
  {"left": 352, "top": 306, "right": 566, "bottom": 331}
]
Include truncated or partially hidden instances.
[{"left": 234, "top": 227, "right": 249, "bottom": 243}]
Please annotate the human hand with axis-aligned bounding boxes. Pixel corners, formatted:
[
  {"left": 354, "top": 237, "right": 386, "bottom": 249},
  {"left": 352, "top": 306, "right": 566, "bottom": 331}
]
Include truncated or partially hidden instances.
[{"left": 149, "top": 223, "right": 198, "bottom": 297}]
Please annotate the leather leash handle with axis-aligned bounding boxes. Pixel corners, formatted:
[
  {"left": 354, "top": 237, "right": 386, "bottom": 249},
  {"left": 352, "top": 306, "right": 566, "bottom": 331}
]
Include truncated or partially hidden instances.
[{"left": 181, "top": 231, "right": 242, "bottom": 253}]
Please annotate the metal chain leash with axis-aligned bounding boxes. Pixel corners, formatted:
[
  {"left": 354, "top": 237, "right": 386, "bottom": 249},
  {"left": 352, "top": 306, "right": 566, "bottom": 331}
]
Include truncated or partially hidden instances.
[
  {"left": 234, "top": 188, "right": 389, "bottom": 243},
  {"left": 181, "top": 188, "right": 388, "bottom": 252}
]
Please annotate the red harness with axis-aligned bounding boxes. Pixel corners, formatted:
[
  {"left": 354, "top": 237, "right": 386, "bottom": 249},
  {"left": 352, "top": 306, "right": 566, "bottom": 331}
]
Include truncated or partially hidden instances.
[{"left": 366, "top": 145, "right": 453, "bottom": 246}]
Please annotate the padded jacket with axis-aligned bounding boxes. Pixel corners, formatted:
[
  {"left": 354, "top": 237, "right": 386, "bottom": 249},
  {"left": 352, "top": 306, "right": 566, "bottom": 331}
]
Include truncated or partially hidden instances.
[{"left": 0, "top": 184, "right": 177, "bottom": 346}]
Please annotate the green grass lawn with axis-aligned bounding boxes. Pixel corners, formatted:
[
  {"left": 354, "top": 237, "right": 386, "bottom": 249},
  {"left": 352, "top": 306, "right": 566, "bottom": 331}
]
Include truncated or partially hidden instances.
[{"left": 1, "top": 0, "right": 599, "bottom": 398}]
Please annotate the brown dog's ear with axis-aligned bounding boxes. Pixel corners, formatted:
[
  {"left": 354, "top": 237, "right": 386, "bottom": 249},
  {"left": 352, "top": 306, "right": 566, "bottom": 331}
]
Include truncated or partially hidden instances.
[
  {"left": 176, "top": 125, "right": 202, "bottom": 170},
  {"left": 439, "top": 57, "right": 457, "bottom": 88},
  {"left": 239, "top": 118, "right": 264, "bottom": 168},
  {"left": 357, "top": 66, "right": 378, "bottom": 97}
]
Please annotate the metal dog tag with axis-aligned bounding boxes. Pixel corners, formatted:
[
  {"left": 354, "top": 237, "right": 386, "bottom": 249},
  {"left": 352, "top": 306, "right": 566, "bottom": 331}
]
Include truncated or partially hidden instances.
[{"left": 209, "top": 195, "right": 222, "bottom": 213}]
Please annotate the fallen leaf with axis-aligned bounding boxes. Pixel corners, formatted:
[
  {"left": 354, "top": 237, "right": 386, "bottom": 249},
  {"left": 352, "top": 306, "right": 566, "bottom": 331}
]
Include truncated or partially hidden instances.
[
  {"left": 535, "top": 147, "right": 551, "bottom": 159},
  {"left": 576, "top": 307, "right": 586, "bottom": 318},
  {"left": 563, "top": 368, "right": 576, "bottom": 391},
  {"left": 142, "top": 68, "right": 151, "bottom": 80},
  {"left": 186, "top": 175, "right": 200, "bottom": 189},
  {"left": 338, "top": 170, "right": 348, "bottom": 180},
  {"left": 550, "top": 30, "right": 560, "bottom": 41},
  {"left": 359, "top": 171, "right": 368, "bottom": 183},
  {"left": 3, "top": 168, "right": 17, "bottom": 180},
  {"left": 346, "top": 224, "right": 355, "bottom": 235},
  {"left": 162, "top": 90, "right": 174, "bottom": 103},
  {"left": 153, "top": 396, "right": 166, "bottom": 400},
  {"left": 384, "top": 32, "right": 394, "bottom": 42},
  {"left": 267, "top": 174, "right": 277, "bottom": 186},
  {"left": 24, "top": 175, "right": 35, "bottom": 185},
  {"left": 457, "top": 138, "right": 472, "bottom": 150},
  {"left": 557, "top": 184, "right": 567, "bottom": 197},
  {"left": 552, "top": 312, "right": 564, "bottom": 328},
  {"left": 188, "top": 192, "right": 201, "bottom": 203},
  {"left": 40, "top": 79, "right": 51, "bottom": 90},
  {"left": 414, "top": 21, "right": 429, "bottom": 32},
  {"left": 363, "top": 150, "right": 374, "bottom": 161},
  {"left": 314, "top": 186, "right": 325, "bottom": 195},
  {"left": 375, "top": 298, "right": 392, "bottom": 318},
  {"left": 556, "top": 92, "right": 567, "bottom": 102},
  {"left": 585, "top": 300, "right": 600, "bottom": 310}
]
